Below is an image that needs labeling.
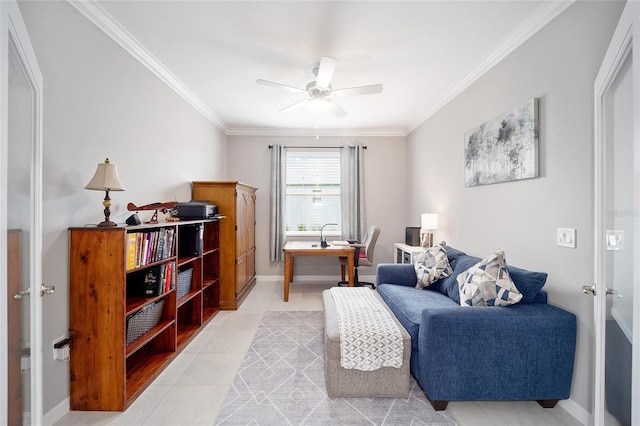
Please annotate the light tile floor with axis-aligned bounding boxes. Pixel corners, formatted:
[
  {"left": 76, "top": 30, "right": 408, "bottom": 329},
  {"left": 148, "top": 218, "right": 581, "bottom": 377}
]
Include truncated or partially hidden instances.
[{"left": 55, "top": 280, "right": 584, "bottom": 426}]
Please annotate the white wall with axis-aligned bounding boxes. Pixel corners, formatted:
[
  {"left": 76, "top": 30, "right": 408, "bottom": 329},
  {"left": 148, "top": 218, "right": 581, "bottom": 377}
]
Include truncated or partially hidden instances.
[
  {"left": 405, "top": 0, "right": 625, "bottom": 417},
  {"left": 19, "top": 1, "right": 227, "bottom": 413},
  {"left": 226, "top": 135, "right": 406, "bottom": 279}
]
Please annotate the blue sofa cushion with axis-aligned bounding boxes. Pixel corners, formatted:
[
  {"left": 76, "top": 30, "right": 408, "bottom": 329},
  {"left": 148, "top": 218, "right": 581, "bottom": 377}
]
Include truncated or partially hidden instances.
[
  {"left": 433, "top": 247, "right": 480, "bottom": 304},
  {"left": 433, "top": 246, "right": 547, "bottom": 304},
  {"left": 377, "top": 283, "right": 457, "bottom": 374},
  {"left": 506, "top": 265, "right": 548, "bottom": 304},
  {"left": 377, "top": 283, "right": 457, "bottom": 338}
]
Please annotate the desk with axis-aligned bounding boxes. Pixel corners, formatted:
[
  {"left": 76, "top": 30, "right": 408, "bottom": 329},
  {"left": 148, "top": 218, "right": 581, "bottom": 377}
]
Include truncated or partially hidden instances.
[
  {"left": 282, "top": 241, "right": 355, "bottom": 302},
  {"left": 394, "top": 243, "right": 424, "bottom": 264}
]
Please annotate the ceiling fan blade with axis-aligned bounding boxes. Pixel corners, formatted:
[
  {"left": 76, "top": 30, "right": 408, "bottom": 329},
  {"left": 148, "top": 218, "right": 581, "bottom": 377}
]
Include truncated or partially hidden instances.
[
  {"left": 256, "top": 79, "right": 305, "bottom": 94},
  {"left": 316, "top": 56, "right": 338, "bottom": 88},
  {"left": 328, "top": 100, "right": 347, "bottom": 118},
  {"left": 280, "top": 98, "right": 309, "bottom": 113},
  {"left": 333, "top": 83, "right": 383, "bottom": 98}
]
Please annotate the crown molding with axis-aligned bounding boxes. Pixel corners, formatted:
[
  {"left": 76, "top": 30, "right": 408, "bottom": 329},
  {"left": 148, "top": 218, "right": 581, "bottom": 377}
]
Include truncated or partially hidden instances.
[
  {"left": 67, "top": 0, "right": 573, "bottom": 138},
  {"left": 405, "top": 0, "right": 575, "bottom": 135},
  {"left": 226, "top": 127, "right": 407, "bottom": 138},
  {"left": 67, "top": 0, "right": 228, "bottom": 133}
]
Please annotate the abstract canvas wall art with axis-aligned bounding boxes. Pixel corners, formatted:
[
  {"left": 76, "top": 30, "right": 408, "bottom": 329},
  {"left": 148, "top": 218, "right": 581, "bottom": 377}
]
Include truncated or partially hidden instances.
[{"left": 464, "top": 98, "right": 539, "bottom": 187}]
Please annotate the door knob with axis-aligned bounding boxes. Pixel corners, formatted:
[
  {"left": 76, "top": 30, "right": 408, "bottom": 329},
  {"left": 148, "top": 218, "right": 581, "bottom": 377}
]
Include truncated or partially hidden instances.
[
  {"left": 605, "top": 287, "right": 623, "bottom": 298},
  {"left": 582, "top": 284, "right": 596, "bottom": 296},
  {"left": 13, "top": 288, "right": 30, "bottom": 299},
  {"left": 40, "top": 284, "right": 55, "bottom": 297}
]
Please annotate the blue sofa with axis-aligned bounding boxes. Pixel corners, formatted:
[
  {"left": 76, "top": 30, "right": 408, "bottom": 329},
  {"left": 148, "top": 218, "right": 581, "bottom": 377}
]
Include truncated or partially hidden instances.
[{"left": 376, "top": 246, "right": 577, "bottom": 410}]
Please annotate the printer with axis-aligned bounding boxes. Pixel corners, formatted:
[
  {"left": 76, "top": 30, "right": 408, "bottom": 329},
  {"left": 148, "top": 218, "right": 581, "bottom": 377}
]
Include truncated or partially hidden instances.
[{"left": 175, "top": 201, "right": 218, "bottom": 220}]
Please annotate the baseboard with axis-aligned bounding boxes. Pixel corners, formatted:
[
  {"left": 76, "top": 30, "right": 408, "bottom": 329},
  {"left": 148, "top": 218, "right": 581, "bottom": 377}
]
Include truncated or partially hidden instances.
[
  {"left": 42, "top": 397, "right": 69, "bottom": 426},
  {"left": 256, "top": 275, "right": 376, "bottom": 284},
  {"left": 558, "top": 397, "right": 589, "bottom": 425}
]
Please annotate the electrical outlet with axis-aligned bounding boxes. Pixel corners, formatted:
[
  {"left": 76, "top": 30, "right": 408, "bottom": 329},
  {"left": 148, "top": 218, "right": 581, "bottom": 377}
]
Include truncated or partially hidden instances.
[
  {"left": 557, "top": 228, "right": 576, "bottom": 248},
  {"left": 52, "top": 335, "right": 70, "bottom": 361}
]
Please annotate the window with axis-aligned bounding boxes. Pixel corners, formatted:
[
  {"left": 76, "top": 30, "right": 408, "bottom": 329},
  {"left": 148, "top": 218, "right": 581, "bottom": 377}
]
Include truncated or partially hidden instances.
[{"left": 285, "top": 150, "right": 341, "bottom": 235}]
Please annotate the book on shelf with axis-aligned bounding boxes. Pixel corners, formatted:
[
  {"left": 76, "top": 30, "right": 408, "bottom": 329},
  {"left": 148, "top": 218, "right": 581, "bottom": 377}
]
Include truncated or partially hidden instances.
[
  {"left": 127, "top": 261, "right": 176, "bottom": 298},
  {"left": 148, "top": 232, "right": 156, "bottom": 264},
  {"left": 127, "top": 228, "right": 177, "bottom": 271},
  {"left": 126, "top": 266, "right": 161, "bottom": 297},
  {"left": 164, "top": 262, "right": 173, "bottom": 293},
  {"left": 156, "top": 228, "right": 166, "bottom": 263},
  {"left": 126, "top": 233, "right": 137, "bottom": 270},
  {"left": 143, "top": 267, "right": 161, "bottom": 297},
  {"left": 157, "top": 264, "right": 166, "bottom": 296},
  {"left": 134, "top": 233, "right": 143, "bottom": 268},
  {"left": 141, "top": 233, "right": 149, "bottom": 266},
  {"left": 165, "top": 229, "right": 175, "bottom": 259}
]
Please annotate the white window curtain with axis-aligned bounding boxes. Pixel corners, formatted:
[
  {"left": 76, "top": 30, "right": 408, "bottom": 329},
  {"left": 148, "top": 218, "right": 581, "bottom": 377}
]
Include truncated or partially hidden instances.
[
  {"left": 270, "top": 144, "right": 286, "bottom": 262},
  {"left": 340, "top": 145, "right": 366, "bottom": 242}
]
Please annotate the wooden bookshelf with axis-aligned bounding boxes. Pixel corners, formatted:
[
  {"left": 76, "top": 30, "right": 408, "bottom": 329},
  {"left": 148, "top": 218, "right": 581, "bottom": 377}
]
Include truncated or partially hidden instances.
[{"left": 68, "top": 219, "right": 220, "bottom": 411}]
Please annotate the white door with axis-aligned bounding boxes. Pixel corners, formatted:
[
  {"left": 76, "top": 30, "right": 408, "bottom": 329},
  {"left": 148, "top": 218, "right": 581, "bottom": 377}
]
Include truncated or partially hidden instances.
[
  {"left": 0, "top": 1, "right": 46, "bottom": 425},
  {"left": 592, "top": 2, "right": 640, "bottom": 425}
]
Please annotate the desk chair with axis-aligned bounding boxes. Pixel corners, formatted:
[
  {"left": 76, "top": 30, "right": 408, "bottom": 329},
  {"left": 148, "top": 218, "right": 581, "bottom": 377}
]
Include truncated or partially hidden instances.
[{"left": 338, "top": 225, "right": 380, "bottom": 289}]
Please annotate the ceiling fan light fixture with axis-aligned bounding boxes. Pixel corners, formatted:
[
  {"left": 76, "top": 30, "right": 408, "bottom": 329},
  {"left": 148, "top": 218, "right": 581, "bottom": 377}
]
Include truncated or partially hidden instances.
[
  {"left": 257, "top": 56, "right": 382, "bottom": 117},
  {"left": 309, "top": 97, "right": 332, "bottom": 112}
]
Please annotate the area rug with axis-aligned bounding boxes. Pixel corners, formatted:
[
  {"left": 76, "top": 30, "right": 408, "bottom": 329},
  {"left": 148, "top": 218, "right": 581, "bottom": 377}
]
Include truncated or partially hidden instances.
[{"left": 215, "top": 311, "right": 458, "bottom": 425}]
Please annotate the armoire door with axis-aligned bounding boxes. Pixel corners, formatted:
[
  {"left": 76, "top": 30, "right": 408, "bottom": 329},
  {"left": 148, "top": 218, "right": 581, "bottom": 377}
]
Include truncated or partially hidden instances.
[
  {"left": 234, "top": 188, "right": 248, "bottom": 295},
  {"left": 591, "top": 1, "right": 640, "bottom": 425},
  {"left": 246, "top": 191, "right": 256, "bottom": 284},
  {"left": 0, "top": 1, "right": 45, "bottom": 424}
]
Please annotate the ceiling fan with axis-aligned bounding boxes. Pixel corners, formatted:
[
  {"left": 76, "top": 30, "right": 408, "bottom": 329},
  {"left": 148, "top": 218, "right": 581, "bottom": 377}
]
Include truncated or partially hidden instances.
[{"left": 256, "top": 56, "right": 383, "bottom": 117}]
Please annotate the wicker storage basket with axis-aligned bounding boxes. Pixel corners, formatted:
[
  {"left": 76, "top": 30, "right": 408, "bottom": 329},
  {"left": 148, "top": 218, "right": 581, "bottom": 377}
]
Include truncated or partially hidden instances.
[
  {"left": 126, "top": 300, "right": 164, "bottom": 345},
  {"left": 177, "top": 268, "right": 193, "bottom": 299}
]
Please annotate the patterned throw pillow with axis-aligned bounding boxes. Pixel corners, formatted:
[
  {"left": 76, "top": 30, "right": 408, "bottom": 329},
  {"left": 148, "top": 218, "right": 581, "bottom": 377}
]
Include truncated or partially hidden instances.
[
  {"left": 414, "top": 241, "right": 453, "bottom": 289},
  {"left": 457, "top": 249, "right": 523, "bottom": 306}
]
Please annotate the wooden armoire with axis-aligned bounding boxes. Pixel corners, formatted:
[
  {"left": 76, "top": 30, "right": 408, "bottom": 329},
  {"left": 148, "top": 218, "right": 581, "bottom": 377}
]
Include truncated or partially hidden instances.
[{"left": 192, "top": 181, "right": 257, "bottom": 309}]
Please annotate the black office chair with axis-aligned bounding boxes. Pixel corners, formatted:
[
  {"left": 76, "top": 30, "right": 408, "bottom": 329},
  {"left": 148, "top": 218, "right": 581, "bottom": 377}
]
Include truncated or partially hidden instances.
[{"left": 338, "top": 225, "right": 380, "bottom": 289}]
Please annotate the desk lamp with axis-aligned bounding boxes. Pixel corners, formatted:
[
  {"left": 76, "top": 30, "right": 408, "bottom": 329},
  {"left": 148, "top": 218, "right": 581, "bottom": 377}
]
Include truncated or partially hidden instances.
[
  {"left": 85, "top": 158, "right": 125, "bottom": 227},
  {"left": 420, "top": 213, "right": 438, "bottom": 248},
  {"left": 320, "top": 223, "right": 338, "bottom": 247}
]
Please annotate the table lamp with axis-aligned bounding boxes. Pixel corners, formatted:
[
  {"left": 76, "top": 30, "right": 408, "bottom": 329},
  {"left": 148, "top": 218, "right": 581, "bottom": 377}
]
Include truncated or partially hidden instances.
[
  {"left": 320, "top": 223, "right": 338, "bottom": 248},
  {"left": 420, "top": 213, "right": 438, "bottom": 248},
  {"left": 85, "top": 158, "right": 125, "bottom": 227}
]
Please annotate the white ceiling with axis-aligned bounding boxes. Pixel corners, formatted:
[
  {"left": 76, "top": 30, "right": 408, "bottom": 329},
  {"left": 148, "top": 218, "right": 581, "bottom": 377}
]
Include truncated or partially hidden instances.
[{"left": 79, "top": 1, "right": 573, "bottom": 136}]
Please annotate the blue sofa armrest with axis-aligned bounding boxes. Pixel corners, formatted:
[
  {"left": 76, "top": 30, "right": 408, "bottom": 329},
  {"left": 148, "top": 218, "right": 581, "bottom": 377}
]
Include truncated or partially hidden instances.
[
  {"left": 417, "top": 303, "right": 576, "bottom": 402},
  {"left": 376, "top": 263, "right": 416, "bottom": 287}
]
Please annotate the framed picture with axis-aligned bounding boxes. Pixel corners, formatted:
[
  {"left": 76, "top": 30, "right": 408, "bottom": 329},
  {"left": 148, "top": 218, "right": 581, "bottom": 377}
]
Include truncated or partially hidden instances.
[{"left": 464, "top": 98, "right": 539, "bottom": 187}]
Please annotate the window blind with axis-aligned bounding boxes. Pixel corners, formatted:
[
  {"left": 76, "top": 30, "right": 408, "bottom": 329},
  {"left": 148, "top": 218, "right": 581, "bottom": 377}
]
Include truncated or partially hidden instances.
[{"left": 285, "top": 150, "right": 341, "bottom": 232}]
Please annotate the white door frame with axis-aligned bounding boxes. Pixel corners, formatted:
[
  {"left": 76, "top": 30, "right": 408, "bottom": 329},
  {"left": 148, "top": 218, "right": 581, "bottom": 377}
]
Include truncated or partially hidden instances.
[
  {"left": 0, "top": 0, "right": 44, "bottom": 424},
  {"left": 593, "top": 1, "right": 640, "bottom": 425}
]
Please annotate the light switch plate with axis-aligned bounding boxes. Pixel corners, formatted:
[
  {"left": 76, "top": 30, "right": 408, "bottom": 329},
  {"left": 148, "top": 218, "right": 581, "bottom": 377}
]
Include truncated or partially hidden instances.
[
  {"left": 557, "top": 228, "right": 576, "bottom": 248},
  {"left": 606, "top": 230, "right": 624, "bottom": 250}
]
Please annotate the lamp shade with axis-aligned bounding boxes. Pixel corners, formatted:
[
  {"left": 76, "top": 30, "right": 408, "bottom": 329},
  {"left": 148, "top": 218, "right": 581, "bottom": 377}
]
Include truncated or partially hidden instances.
[
  {"left": 421, "top": 213, "right": 438, "bottom": 230},
  {"left": 85, "top": 158, "right": 125, "bottom": 191}
]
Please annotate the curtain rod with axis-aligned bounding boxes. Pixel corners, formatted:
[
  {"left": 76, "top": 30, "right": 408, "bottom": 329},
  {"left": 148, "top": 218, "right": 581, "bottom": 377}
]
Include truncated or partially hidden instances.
[{"left": 268, "top": 145, "right": 367, "bottom": 149}]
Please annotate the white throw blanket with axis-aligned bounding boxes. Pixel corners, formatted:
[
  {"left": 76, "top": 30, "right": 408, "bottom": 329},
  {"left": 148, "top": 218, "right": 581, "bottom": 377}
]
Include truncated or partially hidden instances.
[{"left": 330, "top": 287, "right": 404, "bottom": 371}]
